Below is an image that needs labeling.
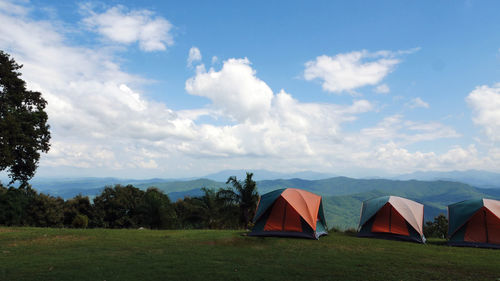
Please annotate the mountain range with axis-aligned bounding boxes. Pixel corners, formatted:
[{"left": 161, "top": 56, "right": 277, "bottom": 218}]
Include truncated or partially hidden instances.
[
  {"left": 2, "top": 169, "right": 500, "bottom": 230},
  {"left": 394, "top": 169, "right": 500, "bottom": 188}
]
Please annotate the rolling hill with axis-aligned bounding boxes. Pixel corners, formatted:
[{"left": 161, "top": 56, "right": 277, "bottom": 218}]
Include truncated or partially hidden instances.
[{"left": 21, "top": 176, "right": 500, "bottom": 230}]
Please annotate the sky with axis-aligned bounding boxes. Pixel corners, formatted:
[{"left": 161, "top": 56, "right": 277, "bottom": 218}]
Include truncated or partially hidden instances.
[{"left": 1, "top": 0, "right": 500, "bottom": 179}]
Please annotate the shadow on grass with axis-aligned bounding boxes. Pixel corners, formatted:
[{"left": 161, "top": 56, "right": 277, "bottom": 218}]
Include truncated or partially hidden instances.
[{"left": 425, "top": 238, "right": 448, "bottom": 246}]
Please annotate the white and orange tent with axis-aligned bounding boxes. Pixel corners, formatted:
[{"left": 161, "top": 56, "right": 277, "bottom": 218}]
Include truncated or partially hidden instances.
[
  {"left": 448, "top": 198, "right": 500, "bottom": 248},
  {"left": 357, "top": 196, "right": 426, "bottom": 243},
  {"left": 249, "top": 188, "right": 328, "bottom": 239}
]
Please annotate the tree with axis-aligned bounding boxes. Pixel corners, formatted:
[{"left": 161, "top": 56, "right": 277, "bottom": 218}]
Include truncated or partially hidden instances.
[
  {"left": 138, "top": 187, "right": 177, "bottom": 229},
  {"left": 63, "top": 194, "right": 93, "bottom": 227},
  {"left": 424, "top": 214, "right": 448, "bottom": 239},
  {"left": 25, "top": 191, "right": 64, "bottom": 227},
  {"left": 0, "top": 183, "right": 32, "bottom": 225},
  {"left": 0, "top": 50, "right": 50, "bottom": 185},
  {"left": 92, "top": 184, "right": 145, "bottom": 228},
  {"left": 219, "top": 172, "right": 259, "bottom": 229}
]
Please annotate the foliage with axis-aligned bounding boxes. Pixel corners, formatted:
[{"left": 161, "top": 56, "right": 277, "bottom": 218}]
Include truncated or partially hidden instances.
[
  {"left": 172, "top": 187, "right": 238, "bottom": 229},
  {"left": 190, "top": 187, "right": 222, "bottom": 229},
  {"left": 0, "top": 184, "right": 32, "bottom": 225},
  {"left": 138, "top": 187, "right": 176, "bottom": 229},
  {"left": 24, "top": 191, "right": 64, "bottom": 227},
  {"left": 92, "top": 184, "right": 145, "bottom": 228},
  {"left": 63, "top": 195, "right": 93, "bottom": 227},
  {"left": 0, "top": 50, "right": 51, "bottom": 185},
  {"left": 72, "top": 214, "right": 88, "bottom": 228},
  {"left": 0, "top": 175, "right": 259, "bottom": 230},
  {"left": 220, "top": 172, "right": 259, "bottom": 229},
  {"left": 424, "top": 214, "right": 448, "bottom": 239}
]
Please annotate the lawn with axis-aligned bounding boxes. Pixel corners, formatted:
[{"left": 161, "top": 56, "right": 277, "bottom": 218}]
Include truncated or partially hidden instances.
[{"left": 0, "top": 227, "right": 498, "bottom": 281}]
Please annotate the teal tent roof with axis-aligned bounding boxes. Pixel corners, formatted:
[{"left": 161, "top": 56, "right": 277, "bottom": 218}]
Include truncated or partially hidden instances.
[
  {"left": 252, "top": 188, "right": 285, "bottom": 223},
  {"left": 448, "top": 198, "right": 485, "bottom": 236},
  {"left": 358, "top": 196, "right": 391, "bottom": 229}
]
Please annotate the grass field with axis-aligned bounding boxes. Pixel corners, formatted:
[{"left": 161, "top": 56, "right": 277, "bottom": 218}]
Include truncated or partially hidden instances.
[{"left": 0, "top": 227, "right": 499, "bottom": 281}]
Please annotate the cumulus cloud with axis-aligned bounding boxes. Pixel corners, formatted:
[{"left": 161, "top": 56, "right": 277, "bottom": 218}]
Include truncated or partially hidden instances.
[
  {"left": 185, "top": 58, "right": 274, "bottom": 123},
  {"left": 406, "top": 97, "right": 429, "bottom": 109},
  {"left": 0, "top": 2, "right": 192, "bottom": 172},
  {"left": 466, "top": 83, "right": 500, "bottom": 141},
  {"left": 187, "top": 47, "right": 202, "bottom": 66},
  {"left": 81, "top": 4, "right": 174, "bottom": 51},
  {"left": 0, "top": 3, "right": 487, "bottom": 177},
  {"left": 183, "top": 57, "right": 376, "bottom": 157},
  {"left": 0, "top": 3, "right": 376, "bottom": 175},
  {"left": 303, "top": 50, "right": 406, "bottom": 94}
]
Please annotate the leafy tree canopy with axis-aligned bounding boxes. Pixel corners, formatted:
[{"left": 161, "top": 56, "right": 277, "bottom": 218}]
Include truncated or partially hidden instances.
[
  {"left": 0, "top": 50, "right": 50, "bottom": 185},
  {"left": 220, "top": 172, "right": 259, "bottom": 229},
  {"left": 424, "top": 214, "right": 448, "bottom": 239}
]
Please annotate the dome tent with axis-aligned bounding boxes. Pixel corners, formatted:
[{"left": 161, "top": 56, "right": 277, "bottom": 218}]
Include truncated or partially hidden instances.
[
  {"left": 357, "top": 195, "right": 426, "bottom": 243},
  {"left": 448, "top": 198, "right": 500, "bottom": 248},
  {"left": 249, "top": 188, "right": 328, "bottom": 239}
]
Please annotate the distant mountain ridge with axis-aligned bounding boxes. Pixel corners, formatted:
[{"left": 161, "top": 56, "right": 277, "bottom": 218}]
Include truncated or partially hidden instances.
[
  {"left": 4, "top": 170, "right": 500, "bottom": 230},
  {"left": 201, "top": 169, "right": 336, "bottom": 181},
  {"left": 395, "top": 169, "right": 500, "bottom": 188}
]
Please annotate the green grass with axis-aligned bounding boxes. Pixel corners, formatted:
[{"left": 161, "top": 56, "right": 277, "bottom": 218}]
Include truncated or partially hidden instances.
[{"left": 0, "top": 227, "right": 499, "bottom": 281}]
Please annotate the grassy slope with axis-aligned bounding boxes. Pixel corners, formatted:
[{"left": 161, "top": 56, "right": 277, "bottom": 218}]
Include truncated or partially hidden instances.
[{"left": 0, "top": 227, "right": 499, "bottom": 281}]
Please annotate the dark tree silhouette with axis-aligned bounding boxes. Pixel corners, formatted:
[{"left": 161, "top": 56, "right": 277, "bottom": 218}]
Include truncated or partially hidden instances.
[
  {"left": 219, "top": 172, "right": 259, "bottom": 229},
  {"left": 424, "top": 214, "right": 448, "bottom": 239},
  {"left": 0, "top": 50, "right": 50, "bottom": 185}
]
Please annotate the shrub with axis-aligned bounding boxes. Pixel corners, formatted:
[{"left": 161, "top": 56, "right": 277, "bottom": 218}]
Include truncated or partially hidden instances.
[
  {"left": 424, "top": 214, "right": 448, "bottom": 239},
  {"left": 72, "top": 214, "right": 89, "bottom": 228}
]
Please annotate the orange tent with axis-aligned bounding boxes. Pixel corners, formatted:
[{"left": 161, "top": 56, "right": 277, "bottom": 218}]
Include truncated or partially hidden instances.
[
  {"left": 358, "top": 196, "right": 425, "bottom": 243},
  {"left": 448, "top": 198, "right": 500, "bottom": 248},
  {"left": 249, "top": 188, "right": 328, "bottom": 239}
]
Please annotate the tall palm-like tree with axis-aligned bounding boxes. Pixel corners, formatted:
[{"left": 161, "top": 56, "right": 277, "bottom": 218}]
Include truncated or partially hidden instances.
[{"left": 219, "top": 172, "right": 259, "bottom": 229}]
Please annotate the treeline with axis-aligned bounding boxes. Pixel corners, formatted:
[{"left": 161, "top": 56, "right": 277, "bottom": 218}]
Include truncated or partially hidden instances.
[{"left": 0, "top": 173, "right": 259, "bottom": 230}]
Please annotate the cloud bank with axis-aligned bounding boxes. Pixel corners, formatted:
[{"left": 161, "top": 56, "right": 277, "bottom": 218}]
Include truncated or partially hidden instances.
[{"left": 0, "top": 2, "right": 491, "bottom": 178}]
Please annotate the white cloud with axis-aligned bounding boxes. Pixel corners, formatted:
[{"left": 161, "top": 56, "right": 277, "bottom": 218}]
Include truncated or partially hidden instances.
[
  {"left": 363, "top": 143, "right": 481, "bottom": 173},
  {"left": 0, "top": 3, "right": 491, "bottom": 177},
  {"left": 183, "top": 57, "right": 375, "bottom": 158},
  {"left": 0, "top": 2, "right": 193, "bottom": 173},
  {"left": 2, "top": 2, "right": 376, "bottom": 175},
  {"left": 185, "top": 58, "right": 274, "bottom": 123},
  {"left": 81, "top": 4, "right": 174, "bottom": 51},
  {"left": 466, "top": 83, "right": 500, "bottom": 141},
  {"left": 0, "top": 0, "right": 28, "bottom": 16},
  {"left": 304, "top": 49, "right": 409, "bottom": 94},
  {"left": 211, "top": 56, "right": 218, "bottom": 64},
  {"left": 406, "top": 97, "right": 429, "bottom": 109},
  {"left": 375, "top": 84, "right": 390, "bottom": 94},
  {"left": 360, "top": 115, "right": 459, "bottom": 146},
  {"left": 187, "top": 47, "right": 202, "bottom": 66}
]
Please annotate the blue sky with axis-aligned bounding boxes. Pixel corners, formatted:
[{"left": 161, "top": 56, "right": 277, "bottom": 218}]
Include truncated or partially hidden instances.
[{"left": 1, "top": 0, "right": 500, "bottom": 179}]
